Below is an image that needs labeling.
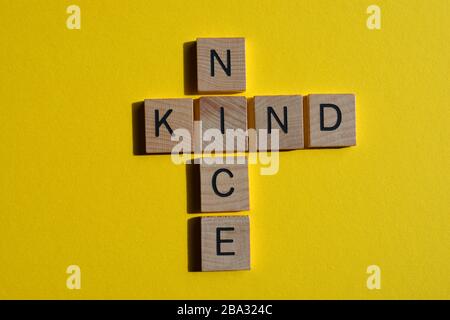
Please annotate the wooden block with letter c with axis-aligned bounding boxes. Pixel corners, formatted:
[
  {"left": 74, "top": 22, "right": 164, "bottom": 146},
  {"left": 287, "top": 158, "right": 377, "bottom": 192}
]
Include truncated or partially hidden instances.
[{"left": 199, "top": 157, "right": 249, "bottom": 212}]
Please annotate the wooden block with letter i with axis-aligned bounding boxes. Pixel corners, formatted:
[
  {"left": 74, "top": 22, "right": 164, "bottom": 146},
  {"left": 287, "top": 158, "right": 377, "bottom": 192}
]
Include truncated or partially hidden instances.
[
  {"left": 201, "top": 216, "right": 250, "bottom": 271},
  {"left": 199, "top": 96, "right": 248, "bottom": 152},
  {"left": 254, "top": 95, "right": 304, "bottom": 150},
  {"left": 200, "top": 157, "right": 249, "bottom": 212},
  {"left": 305, "top": 94, "right": 356, "bottom": 147},
  {"left": 144, "top": 98, "right": 193, "bottom": 154},
  {"left": 197, "top": 37, "right": 246, "bottom": 93}
]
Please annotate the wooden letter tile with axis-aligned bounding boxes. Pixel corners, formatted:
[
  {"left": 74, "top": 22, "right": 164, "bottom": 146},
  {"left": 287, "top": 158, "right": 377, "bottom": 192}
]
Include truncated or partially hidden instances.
[
  {"left": 199, "top": 96, "right": 248, "bottom": 152},
  {"left": 200, "top": 157, "right": 249, "bottom": 212},
  {"left": 201, "top": 216, "right": 250, "bottom": 271},
  {"left": 144, "top": 98, "right": 193, "bottom": 153},
  {"left": 254, "top": 95, "right": 304, "bottom": 150},
  {"left": 306, "top": 94, "right": 356, "bottom": 147},
  {"left": 197, "top": 38, "right": 246, "bottom": 93}
]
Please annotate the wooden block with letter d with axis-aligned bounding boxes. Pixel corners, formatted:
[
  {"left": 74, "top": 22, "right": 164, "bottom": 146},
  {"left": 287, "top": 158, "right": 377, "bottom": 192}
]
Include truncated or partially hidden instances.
[
  {"left": 197, "top": 37, "right": 246, "bottom": 93},
  {"left": 201, "top": 216, "right": 250, "bottom": 271},
  {"left": 144, "top": 98, "right": 193, "bottom": 153},
  {"left": 200, "top": 157, "right": 249, "bottom": 212},
  {"left": 254, "top": 95, "right": 304, "bottom": 150},
  {"left": 199, "top": 96, "right": 248, "bottom": 152},
  {"left": 305, "top": 94, "right": 356, "bottom": 147}
]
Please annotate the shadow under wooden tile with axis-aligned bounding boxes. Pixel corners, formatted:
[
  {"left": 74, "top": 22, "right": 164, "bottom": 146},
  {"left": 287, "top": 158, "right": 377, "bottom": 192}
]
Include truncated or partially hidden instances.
[
  {"left": 183, "top": 41, "right": 197, "bottom": 95},
  {"left": 132, "top": 101, "right": 146, "bottom": 155},
  {"left": 185, "top": 162, "right": 201, "bottom": 213},
  {"left": 187, "top": 217, "right": 201, "bottom": 272}
]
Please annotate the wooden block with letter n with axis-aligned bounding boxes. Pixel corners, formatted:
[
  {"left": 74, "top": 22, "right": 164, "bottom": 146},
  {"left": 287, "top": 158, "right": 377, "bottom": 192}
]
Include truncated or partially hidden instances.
[
  {"left": 201, "top": 216, "right": 250, "bottom": 271},
  {"left": 199, "top": 96, "right": 248, "bottom": 152},
  {"left": 197, "top": 37, "right": 246, "bottom": 93},
  {"left": 254, "top": 95, "right": 304, "bottom": 150},
  {"left": 200, "top": 157, "right": 249, "bottom": 212},
  {"left": 305, "top": 94, "right": 356, "bottom": 147},
  {"left": 144, "top": 98, "right": 193, "bottom": 153}
]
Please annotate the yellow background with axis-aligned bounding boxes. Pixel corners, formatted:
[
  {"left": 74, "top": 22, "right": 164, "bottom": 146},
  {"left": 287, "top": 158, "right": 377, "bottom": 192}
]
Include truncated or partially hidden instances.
[{"left": 0, "top": 0, "right": 449, "bottom": 299}]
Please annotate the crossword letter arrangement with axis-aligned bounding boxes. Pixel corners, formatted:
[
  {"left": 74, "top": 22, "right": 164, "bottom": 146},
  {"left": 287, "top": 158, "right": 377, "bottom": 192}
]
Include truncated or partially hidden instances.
[{"left": 142, "top": 38, "right": 356, "bottom": 271}]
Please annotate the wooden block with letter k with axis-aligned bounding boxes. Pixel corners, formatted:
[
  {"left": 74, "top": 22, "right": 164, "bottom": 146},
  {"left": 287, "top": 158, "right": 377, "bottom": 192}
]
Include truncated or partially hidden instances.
[
  {"left": 144, "top": 98, "right": 193, "bottom": 153},
  {"left": 197, "top": 37, "right": 246, "bottom": 93}
]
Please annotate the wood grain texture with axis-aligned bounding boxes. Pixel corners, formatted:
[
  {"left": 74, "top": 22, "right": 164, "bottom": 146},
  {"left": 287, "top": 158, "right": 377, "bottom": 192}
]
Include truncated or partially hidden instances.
[
  {"left": 144, "top": 99, "right": 193, "bottom": 153},
  {"left": 197, "top": 38, "right": 246, "bottom": 93},
  {"left": 254, "top": 95, "right": 304, "bottom": 150},
  {"left": 200, "top": 157, "right": 249, "bottom": 212},
  {"left": 306, "top": 94, "right": 356, "bottom": 147},
  {"left": 201, "top": 216, "right": 250, "bottom": 271},
  {"left": 199, "top": 96, "right": 248, "bottom": 152}
]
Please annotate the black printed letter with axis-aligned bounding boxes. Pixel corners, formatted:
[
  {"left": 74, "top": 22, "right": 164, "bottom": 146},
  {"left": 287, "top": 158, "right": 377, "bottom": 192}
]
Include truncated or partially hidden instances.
[
  {"left": 212, "top": 168, "right": 234, "bottom": 197},
  {"left": 210, "top": 49, "right": 231, "bottom": 77},
  {"left": 216, "top": 227, "right": 235, "bottom": 256},
  {"left": 268, "top": 106, "right": 288, "bottom": 134},
  {"left": 320, "top": 104, "right": 342, "bottom": 131},
  {"left": 155, "top": 109, "right": 173, "bottom": 137},
  {"left": 220, "top": 107, "right": 225, "bottom": 134}
]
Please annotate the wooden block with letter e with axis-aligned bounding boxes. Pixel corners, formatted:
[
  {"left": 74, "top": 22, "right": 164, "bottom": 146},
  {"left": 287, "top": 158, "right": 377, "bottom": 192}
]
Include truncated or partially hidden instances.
[
  {"left": 144, "top": 98, "right": 193, "bottom": 153},
  {"left": 254, "top": 95, "right": 304, "bottom": 150},
  {"left": 197, "top": 37, "right": 246, "bottom": 93},
  {"left": 201, "top": 216, "right": 250, "bottom": 271},
  {"left": 199, "top": 96, "right": 248, "bottom": 152},
  {"left": 305, "top": 94, "right": 356, "bottom": 147},
  {"left": 200, "top": 157, "right": 249, "bottom": 212}
]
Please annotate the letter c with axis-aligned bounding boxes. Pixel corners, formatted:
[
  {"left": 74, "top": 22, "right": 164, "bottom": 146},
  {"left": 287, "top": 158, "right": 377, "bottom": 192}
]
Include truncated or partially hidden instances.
[{"left": 212, "top": 168, "right": 234, "bottom": 197}]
